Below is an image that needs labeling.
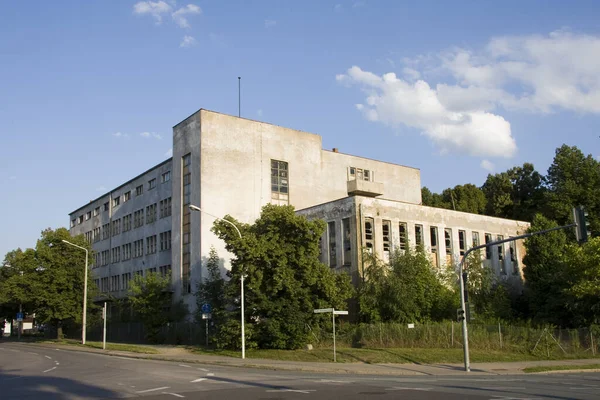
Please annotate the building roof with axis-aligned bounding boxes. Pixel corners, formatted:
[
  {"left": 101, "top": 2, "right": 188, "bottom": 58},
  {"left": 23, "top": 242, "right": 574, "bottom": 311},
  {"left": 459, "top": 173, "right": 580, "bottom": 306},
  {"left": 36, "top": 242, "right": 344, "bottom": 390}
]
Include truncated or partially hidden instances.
[{"left": 68, "top": 158, "right": 173, "bottom": 216}]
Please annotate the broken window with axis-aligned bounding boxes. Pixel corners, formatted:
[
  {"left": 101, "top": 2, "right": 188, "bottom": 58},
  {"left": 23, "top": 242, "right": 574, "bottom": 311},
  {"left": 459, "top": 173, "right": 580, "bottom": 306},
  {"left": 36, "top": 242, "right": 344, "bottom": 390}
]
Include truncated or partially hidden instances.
[
  {"left": 415, "top": 224, "right": 423, "bottom": 247},
  {"left": 399, "top": 222, "right": 407, "bottom": 251},
  {"left": 430, "top": 226, "right": 439, "bottom": 266},
  {"left": 472, "top": 231, "right": 480, "bottom": 247},
  {"left": 328, "top": 221, "right": 337, "bottom": 267},
  {"left": 342, "top": 218, "right": 351, "bottom": 266},
  {"left": 509, "top": 240, "right": 518, "bottom": 274},
  {"left": 364, "top": 217, "right": 374, "bottom": 254},
  {"left": 349, "top": 167, "right": 372, "bottom": 181},
  {"left": 445, "top": 228, "right": 453, "bottom": 255},
  {"left": 382, "top": 220, "right": 391, "bottom": 261},
  {"left": 271, "top": 159, "right": 289, "bottom": 204},
  {"left": 458, "top": 230, "right": 466, "bottom": 256},
  {"left": 485, "top": 233, "right": 492, "bottom": 260}
]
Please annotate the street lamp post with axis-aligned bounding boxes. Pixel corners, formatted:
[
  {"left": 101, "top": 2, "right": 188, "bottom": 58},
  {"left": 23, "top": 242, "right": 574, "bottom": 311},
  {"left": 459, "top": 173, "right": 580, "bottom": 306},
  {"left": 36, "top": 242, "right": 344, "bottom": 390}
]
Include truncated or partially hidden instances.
[
  {"left": 189, "top": 205, "right": 245, "bottom": 359},
  {"left": 62, "top": 240, "right": 89, "bottom": 345}
]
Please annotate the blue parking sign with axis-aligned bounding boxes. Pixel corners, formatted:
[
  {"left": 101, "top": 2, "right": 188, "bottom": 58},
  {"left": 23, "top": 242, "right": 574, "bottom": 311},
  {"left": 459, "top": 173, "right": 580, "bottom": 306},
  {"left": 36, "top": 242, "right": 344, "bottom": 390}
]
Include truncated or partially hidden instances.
[
  {"left": 201, "top": 304, "right": 212, "bottom": 313},
  {"left": 16, "top": 312, "right": 23, "bottom": 322}
]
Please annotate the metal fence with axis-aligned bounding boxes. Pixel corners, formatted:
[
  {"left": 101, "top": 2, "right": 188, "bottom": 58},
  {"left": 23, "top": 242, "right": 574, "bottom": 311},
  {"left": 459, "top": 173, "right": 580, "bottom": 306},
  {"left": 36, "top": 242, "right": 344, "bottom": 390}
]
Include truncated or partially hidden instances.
[{"left": 75, "top": 321, "right": 598, "bottom": 357}]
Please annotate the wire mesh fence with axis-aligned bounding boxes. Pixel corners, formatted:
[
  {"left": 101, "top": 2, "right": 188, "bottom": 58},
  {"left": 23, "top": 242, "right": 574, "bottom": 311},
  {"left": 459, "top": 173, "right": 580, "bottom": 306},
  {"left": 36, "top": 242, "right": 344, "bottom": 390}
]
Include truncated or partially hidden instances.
[{"left": 78, "top": 320, "right": 598, "bottom": 357}]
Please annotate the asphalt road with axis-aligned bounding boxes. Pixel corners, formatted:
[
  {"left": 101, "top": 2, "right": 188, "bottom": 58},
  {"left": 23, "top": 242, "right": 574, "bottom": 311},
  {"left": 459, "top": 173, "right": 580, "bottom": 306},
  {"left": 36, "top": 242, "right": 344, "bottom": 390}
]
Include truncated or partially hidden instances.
[{"left": 1, "top": 342, "right": 599, "bottom": 400}]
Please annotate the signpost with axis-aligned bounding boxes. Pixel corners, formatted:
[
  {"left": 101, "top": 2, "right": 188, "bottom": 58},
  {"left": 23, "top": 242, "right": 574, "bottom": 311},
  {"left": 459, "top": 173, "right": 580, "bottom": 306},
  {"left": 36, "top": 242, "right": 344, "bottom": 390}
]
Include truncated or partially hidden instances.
[
  {"left": 314, "top": 308, "right": 348, "bottom": 362},
  {"left": 202, "top": 304, "right": 212, "bottom": 347}
]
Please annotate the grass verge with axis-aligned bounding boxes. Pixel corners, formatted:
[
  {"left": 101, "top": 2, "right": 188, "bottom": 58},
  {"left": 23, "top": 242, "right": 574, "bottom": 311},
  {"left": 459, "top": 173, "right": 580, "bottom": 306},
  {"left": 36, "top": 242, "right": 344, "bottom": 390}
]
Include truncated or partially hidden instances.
[
  {"left": 39, "top": 339, "right": 159, "bottom": 354},
  {"left": 524, "top": 364, "right": 600, "bottom": 373},
  {"left": 188, "top": 347, "right": 597, "bottom": 364}
]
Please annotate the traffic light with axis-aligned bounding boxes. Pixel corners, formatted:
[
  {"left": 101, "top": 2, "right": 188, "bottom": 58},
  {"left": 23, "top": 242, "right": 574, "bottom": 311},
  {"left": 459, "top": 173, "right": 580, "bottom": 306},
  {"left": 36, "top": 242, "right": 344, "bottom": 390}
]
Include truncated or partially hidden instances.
[
  {"left": 573, "top": 206, "right": 590, "bottom": 244},
  {"left": 457, "top": 308, "right": 465, "bottom": 322}
]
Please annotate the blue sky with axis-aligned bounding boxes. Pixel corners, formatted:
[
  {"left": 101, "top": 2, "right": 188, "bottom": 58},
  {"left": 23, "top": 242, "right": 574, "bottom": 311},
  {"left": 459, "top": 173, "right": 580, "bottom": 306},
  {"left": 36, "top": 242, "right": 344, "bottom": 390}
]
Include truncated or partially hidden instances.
[{"left": 1, "top": 0, "right": 599, "bottom": 258}]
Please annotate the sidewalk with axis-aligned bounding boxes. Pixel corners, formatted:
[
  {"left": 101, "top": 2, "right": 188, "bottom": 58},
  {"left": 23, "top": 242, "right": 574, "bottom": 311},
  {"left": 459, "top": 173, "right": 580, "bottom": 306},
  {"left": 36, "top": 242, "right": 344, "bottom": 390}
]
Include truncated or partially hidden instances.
[{"left": 19, "top": 342, "right": 600, "bottom": 376}]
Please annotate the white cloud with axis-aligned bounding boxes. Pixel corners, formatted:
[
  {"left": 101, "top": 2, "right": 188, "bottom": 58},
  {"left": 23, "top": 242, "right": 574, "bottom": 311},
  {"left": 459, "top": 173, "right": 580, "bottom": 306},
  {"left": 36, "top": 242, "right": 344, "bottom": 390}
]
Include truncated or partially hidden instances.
[
  {"left": 352, "top": 1, "right": 365, "bottom": 8},
  {"left": 172, "top": 4, "right": 201, "bottom": 28},
  {"left": 480, "top": 159, "right": 495, "bottom": 172},
  {"left": 257, "top": 109, "right": 263, "bottom": 117},
  {"left": 265, "top": 19, "right": 276, "bottom": 28},
  {"left": 140, "top": 132, "right": 162, "bottom": 139},
  {"left": 438, "top": 30, "right": 600, "bottom": 114},
  {"left": 338, "top": 30, "right": 600, "bottom": 159},
  {"left": 334, "top": 4, "right": 342, "bottom": 12},
  {"left": 133, "top": 1, "right": 172, "bottom": 24},
  {"left": 112, "top": 132, "right": 130, "bottom": 139},
  {"left": 134, "top": 2, "right": 201, "bottom": 29},
  {"left": 165, "top": 148, "right": 173, "bottom": 157},
  {"left": 180, "top": 35, "right": 197, "bottom": 48},
  {"left": 337, "top": 66, "right": 516, "bottom": 158},
  {"left": 402, "top": 67, "right": 420, "bottom": 81}
]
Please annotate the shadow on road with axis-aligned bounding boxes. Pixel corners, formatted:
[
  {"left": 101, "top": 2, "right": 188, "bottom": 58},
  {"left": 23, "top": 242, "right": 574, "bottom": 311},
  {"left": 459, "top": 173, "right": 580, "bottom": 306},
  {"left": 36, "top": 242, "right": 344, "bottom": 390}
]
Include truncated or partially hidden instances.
[{"left": 0, "top": 368, "right": 121, "bottom": 399}]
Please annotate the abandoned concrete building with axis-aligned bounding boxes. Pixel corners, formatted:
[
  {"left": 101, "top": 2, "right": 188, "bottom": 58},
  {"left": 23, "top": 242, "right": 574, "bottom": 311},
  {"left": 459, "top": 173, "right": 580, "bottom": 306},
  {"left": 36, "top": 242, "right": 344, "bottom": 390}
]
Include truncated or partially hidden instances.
[{"left": 68, "top": 108, "right": 529, "bottom": 313}]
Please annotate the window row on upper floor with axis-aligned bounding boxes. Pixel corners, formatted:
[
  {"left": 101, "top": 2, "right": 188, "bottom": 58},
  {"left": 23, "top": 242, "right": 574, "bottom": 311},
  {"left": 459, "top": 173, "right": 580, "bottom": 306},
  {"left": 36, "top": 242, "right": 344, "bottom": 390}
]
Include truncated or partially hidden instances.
[
  {"left": 71, "top": 171, "right": 171, "bottom": 227},
  {"left": 82, "top": 198, "right": 172, "bottom": 243}
]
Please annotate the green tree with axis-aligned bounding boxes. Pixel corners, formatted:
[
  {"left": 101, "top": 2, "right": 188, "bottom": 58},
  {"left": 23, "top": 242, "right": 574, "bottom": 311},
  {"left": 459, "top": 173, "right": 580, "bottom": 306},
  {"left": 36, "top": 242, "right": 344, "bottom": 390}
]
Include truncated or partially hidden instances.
[
  {"left": 544, "top": 144, "right": 600, "bottom": 234},
  {"left": 463, "top": 250, "right": 512, "bottom": 321},
  {"left": 422, "top": 185, "right": 486, "bottom": 214},
  {"left": 421, "top": 187, "right": 448, "bottom": 209},
  {"left": 129, "top": 272, "right": 187, "bottom": 343},
  {"left": 564, "top": 237, "right": 600, "bottom": 325},
  {"left": 210, "top": 204, "right": 354, "bottom": 350},
  {"left": 0, "top": 249, "right": 41, "bottom": 324},
  {"left": 35, "top": 228, "right": 98, "bottom": 338},
  {"left": 522, "top": 214, "right": 572, "bottom": 325},
  {"left": 442, "top": 184, "right": 487, "bottom": 214},
  {"left": 482, "top": 163, "right": 545, "bottom": 221},
  {"left": 195, "top": 246, "right": 227, "bottom": 346},
  {"left": 359, "top": 247, "right": 457, "bottom": 323}
]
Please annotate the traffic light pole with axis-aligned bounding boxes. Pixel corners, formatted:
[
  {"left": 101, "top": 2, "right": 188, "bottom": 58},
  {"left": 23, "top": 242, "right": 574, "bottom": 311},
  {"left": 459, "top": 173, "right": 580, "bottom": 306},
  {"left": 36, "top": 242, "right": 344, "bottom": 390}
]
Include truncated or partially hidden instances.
[{"left": 459, "top": 222, "right": 577, "bottom": 372}]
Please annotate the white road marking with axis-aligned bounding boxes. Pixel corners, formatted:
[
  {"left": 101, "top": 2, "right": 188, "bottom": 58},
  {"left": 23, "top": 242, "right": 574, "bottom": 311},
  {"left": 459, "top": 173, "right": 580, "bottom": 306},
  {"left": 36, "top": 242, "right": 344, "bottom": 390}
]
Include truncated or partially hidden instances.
[
  {"left": 43, "top": 367, "right": 57, "bottom": 373},
  {"left": 179, "top": 364, "right": 192, "bottom": 368},
  {"left": 266, "top": 389, "right": 316, "bottom": 394},
  {"left": 54, "top": 348, "right": 60, "bottom": 351},
  {"left": 163, "top": 393, "right": 185, "bottom": 398},
  {"left": 197, "top": 367, "right": 209, "bottom": 372},
  {"left": 191, "top": 378, "right": 207, "bottom": 383},
  {"left": 386, "top": 387, "right": 432, "bottom": 391},
  {"left": 135, "top": 386, "right": 170, "bottom": 394},
  {"left": 317, "top": 379, "right": 351, "bottom": 384},
  {"left": 27, "top": 352, "right": 39, "bottom": 355},
  {"left": 55, "top": 362, "right": 59, "bottom": 365},
  {"left": 8, "top": 349, "right": 19, "bottom": 353},
  {"left": 45, "top": 355, "right": 52, "bottom": 359},
  {"left": 206, "top": 373, "right": 214, "bottom": 376},
  {"left": 490, "top": 397, "right": 543, "bottom": 400}
]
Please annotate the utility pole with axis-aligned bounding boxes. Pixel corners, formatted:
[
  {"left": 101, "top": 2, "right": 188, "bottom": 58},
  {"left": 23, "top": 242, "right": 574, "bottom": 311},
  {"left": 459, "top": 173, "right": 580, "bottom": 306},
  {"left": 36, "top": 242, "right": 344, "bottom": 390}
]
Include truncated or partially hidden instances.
[{"left": 458, "top": 208, "right": 588, "bottom": 372}]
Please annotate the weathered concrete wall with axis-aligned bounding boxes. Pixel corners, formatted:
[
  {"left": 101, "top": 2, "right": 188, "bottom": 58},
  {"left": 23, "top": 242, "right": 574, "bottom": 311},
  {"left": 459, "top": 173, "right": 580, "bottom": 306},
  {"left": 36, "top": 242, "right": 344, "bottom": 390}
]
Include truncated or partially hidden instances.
[
  {"left": 69, "top": 159, "right": 173, "bottom": 297},
  {"left": 297, "top": 196, "right": 530, "bottom": 293},
  {"left": 172, "top": 111, "right": 201, "bottom": 313}
]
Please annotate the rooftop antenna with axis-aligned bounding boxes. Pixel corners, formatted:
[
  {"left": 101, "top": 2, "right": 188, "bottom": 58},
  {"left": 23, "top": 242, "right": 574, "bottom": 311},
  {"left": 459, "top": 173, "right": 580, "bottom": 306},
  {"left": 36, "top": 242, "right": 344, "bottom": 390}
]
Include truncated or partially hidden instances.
[{"left": 238, "top": 76, "right": 241, "bottom": 117}]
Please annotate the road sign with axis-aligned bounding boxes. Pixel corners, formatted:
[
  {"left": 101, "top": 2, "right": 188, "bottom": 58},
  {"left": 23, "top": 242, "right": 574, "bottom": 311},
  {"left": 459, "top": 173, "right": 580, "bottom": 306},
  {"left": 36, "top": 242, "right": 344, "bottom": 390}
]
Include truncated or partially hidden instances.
[
  {"left": 16, "top": 312, "right": 23, "bottom": 322},
  {"left": 202, "top": 313, "right": 212, "bottom": 320},
  {"left": 313, "top": 308, "right": 334, "bottom": 314},
  {"left": 201, "top": 304, "right": 212, "bottom": 313},
  {"left": 333, "top": 310, "right": 348, "bottom": 315}
]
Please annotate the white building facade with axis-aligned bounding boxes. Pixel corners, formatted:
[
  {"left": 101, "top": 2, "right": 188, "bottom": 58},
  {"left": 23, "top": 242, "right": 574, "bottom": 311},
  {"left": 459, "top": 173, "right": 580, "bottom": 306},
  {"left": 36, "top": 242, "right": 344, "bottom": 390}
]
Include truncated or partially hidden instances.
[{"left": 69, "top": 109, "right": 529, "bottom": 313}]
